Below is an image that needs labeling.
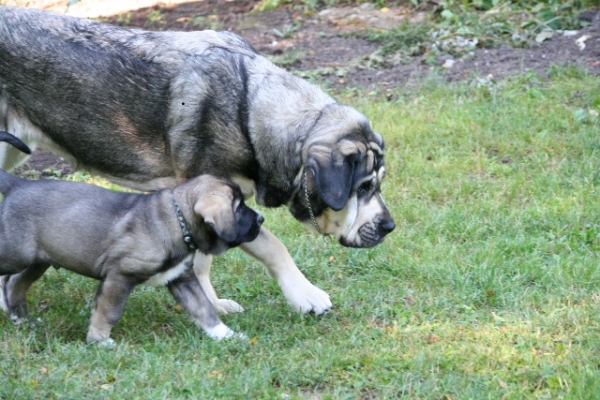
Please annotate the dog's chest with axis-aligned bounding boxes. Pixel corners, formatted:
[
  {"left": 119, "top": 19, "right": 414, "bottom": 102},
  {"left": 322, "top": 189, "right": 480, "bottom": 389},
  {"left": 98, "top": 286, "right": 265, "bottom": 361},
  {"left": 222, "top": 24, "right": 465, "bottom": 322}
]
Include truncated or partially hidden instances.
[{"left": 144, "top": 254, "right": 193, "bottom": 287}]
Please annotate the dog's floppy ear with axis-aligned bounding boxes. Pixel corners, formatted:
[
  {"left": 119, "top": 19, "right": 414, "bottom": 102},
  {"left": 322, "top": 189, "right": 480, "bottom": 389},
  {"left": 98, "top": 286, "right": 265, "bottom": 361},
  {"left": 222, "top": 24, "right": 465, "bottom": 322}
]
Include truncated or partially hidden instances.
[
  {"left": 194, "top": 197, "right": 237, "bottom": 243},
  {"left": 306, "top": 141, "right": 360, "bottom": 211}
]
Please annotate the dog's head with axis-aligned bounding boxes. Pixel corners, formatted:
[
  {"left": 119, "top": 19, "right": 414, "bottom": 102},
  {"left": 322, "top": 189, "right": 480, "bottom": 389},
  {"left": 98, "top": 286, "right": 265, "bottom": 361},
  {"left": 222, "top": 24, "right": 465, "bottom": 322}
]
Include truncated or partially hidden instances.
[
  {"left": 186, "top": 176, "right": 264, "bottom": 254},
  {"left": 290, "top": 105, "right": 395, "bottom": 248}
]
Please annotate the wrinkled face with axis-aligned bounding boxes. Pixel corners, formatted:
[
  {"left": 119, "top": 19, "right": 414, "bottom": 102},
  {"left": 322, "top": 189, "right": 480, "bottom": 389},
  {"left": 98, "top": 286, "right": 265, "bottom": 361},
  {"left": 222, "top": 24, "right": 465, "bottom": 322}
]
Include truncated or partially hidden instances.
[
  {"left": 290, "top": 127, "right": 395, "bottom": 248},
  {"left": 317, "top": 145, "right": 393, "bottom": 248}
]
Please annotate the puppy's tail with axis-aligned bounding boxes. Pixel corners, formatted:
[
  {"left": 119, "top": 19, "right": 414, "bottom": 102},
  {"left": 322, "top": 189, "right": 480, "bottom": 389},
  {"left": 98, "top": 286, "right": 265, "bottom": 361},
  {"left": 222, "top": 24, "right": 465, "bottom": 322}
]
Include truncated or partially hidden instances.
[
  {"left": 0, "top": 131, "right": 31, "bottom": 194},
  {"left": 0, "top": 131, "right": 31, "bottom": 155}
]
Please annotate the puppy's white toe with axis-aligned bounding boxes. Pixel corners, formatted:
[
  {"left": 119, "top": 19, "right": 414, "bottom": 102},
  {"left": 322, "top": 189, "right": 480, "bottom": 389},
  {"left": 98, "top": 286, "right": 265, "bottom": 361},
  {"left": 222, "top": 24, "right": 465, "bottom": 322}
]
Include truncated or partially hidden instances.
[
  {"left": 216, "top": 299, "right": 244, "bottom": 314},
  {"left": 205, "top": 323, "right": 246, "bottom": 341}
]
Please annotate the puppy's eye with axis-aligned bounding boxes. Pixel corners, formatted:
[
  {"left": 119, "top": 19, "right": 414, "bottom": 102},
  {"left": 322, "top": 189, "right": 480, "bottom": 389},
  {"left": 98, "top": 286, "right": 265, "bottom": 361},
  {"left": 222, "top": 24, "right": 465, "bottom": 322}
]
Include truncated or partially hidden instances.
[{"left": 358, "top": 181, "right": 373, "bottom": 196}]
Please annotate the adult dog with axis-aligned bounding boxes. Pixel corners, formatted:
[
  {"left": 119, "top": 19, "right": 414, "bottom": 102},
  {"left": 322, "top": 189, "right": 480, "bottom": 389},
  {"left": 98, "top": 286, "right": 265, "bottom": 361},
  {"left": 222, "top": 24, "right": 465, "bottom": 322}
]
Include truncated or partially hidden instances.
[
  {"left": 0, "top": 6, "right": 395, "bottom": 316},
  {"left": 0, "top": 131, "right": 263, "bottom": 343}
]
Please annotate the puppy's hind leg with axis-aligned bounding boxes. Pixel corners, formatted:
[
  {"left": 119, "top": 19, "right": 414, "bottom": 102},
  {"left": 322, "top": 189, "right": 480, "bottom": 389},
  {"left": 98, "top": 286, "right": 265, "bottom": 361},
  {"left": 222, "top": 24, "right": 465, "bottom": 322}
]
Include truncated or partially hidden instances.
[
  {"left": 1, "top": 264, "right": 51, "bottom": 324},
  {"left": 167, "top": 269, "right": 244, "bottom": 340},
  {"left": 193, "top": 251, "right": 244, "bottom": 314}
]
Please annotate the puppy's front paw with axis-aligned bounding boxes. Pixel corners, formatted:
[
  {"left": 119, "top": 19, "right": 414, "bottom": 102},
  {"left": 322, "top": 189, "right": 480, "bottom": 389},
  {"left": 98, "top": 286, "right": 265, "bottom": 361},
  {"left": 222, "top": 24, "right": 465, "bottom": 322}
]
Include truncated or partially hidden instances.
[
  {"left": 215, "top": 299, "right": 244, "bottom": 314},
  {"left": 205, "top": 323, "right": 247, "bottom": 341},
  {"left": 280, "top": 278, "right": 332, "bottom": 315}
]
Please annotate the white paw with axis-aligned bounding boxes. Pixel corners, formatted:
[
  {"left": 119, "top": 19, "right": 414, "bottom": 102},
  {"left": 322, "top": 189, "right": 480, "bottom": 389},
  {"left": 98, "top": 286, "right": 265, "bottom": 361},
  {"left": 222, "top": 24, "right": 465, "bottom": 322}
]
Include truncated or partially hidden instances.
[
  {"left": 0, "top": 276, "right": 8, "bottom": 312},
  {"left": 280, "top": 279, "right": 332, "bottom": 315},
  {"left": 9, "top": 314, "right": 29, "bottom": 326},
  {"left": 205, "top": 323, "right": 247, "bottom": 341},
  {"left": 95, "top": 338, "right": 116, "bottom": 348},
  {"left": 215, "top": 299, "right": 244, "bottom": 315}
]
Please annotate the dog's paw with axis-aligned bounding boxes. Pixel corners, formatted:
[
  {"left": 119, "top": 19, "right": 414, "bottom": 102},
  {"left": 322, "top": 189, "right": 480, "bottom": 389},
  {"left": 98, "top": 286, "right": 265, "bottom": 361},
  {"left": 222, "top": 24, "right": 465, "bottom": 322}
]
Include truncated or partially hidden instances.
[
  {"left": 0, "top": 276, "right": 8, "bottom": 312},
  {"left": 205, "top": 323, "right": 247, "bottom": 341},
  {"left": 280, "top": 279, "right": 332, "bottom": 315},
  {"left": 215, "top": 299, "right": 244, "bottom": 315},
  {"left": 90, "top": 338, "right": 116, "bottom": 349},
  {"left": 10, "top": 314, "right": 29, "bottom": 326}
]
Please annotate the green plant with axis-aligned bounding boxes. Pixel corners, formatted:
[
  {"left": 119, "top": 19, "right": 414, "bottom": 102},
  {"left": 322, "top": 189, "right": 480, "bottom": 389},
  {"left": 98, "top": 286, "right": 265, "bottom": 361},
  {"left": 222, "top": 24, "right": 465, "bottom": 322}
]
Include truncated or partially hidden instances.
[
  {"left": 2, "top": 67, "right": 600, "bottom": 398},
  {"left": 146, "top": 9, "right": 165, "bottom": 24}
]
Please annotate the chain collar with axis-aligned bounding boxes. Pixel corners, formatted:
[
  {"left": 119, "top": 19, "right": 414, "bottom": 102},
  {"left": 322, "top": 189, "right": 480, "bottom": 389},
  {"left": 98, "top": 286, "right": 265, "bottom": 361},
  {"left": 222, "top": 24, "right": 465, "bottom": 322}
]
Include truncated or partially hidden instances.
[
  {"left": 303, "top": 169, "right": 332, "bottom": 244},
  {"left": 172, "top": 193, "right": 199, "bottom": 252}
]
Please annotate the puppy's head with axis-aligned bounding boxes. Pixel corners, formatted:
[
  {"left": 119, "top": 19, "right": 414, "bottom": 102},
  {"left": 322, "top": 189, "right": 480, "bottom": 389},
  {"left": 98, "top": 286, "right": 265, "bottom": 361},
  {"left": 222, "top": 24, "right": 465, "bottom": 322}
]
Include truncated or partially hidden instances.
[
  {"left": 290, "top": 105, "right": 395, "bottom": 248},
  {"left": 187, "top": 176, "right": 263, "bottom": 254}
]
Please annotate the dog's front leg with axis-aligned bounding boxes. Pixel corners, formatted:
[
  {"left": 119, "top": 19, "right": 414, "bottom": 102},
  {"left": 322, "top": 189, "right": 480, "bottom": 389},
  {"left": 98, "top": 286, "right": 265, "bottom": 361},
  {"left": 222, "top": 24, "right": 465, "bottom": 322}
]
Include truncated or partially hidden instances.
[
  {"left": 241, "top": 227, "right": 332, "bottom": 315},
  {"left": 193, "top": 252, "right": 244, "bottom": 314},
  {"left": 87, "top": 277, "right": 135, "bottom": 345},
  {"left": 167, "top": 271, "right": 241, "bottom": 340}
]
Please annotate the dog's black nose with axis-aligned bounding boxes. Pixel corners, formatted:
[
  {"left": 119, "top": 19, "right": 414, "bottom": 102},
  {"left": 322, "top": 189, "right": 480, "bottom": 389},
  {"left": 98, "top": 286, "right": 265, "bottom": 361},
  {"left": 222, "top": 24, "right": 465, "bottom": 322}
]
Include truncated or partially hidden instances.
[
  {"left": 256, "top": 214, "right": 265, "bottom": 226},
  {"left": 379, "top": 219, "right": 395, "bottom": 235}
]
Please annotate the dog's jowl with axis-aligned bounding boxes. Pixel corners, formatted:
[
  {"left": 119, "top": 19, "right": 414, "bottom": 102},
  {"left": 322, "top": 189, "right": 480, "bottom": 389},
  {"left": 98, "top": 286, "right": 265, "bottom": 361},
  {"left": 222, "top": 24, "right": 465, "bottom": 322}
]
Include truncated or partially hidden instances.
[
  {"left": 0, "top": 6, "right": 394, "bottom": 316},
  {"left": 0, "top": 131, "right": 263, "bottom": 344}
]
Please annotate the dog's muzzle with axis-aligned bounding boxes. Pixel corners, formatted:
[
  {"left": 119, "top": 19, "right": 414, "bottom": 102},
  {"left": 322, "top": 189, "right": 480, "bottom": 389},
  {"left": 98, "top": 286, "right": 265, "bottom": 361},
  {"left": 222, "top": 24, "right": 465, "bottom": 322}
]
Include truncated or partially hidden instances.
[{"left": 339, "top": 215, "right": 395, "bottom": 248}]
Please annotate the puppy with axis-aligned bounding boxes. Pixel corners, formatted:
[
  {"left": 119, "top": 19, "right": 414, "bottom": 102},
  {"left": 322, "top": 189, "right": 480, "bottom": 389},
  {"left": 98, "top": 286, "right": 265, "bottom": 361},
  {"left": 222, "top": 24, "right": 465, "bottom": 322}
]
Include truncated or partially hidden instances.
[{"left": 0, "top": 131, "right": 263, "bottom": 344}]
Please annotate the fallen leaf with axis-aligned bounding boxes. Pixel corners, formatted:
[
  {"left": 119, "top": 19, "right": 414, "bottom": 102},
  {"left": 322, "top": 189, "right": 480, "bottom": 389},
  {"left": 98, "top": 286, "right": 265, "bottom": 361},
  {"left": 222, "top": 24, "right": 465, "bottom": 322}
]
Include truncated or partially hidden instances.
[
  {"left": 208, "top": 370, "right": 223, "bottom": 379},
  {"left": 442, "top": 59, "right": 455, "bottom": 69},
  {"left": 576, "top": 34, "right": 590, "bottom": 51},
  {"left": 380, "top": 7, "right": 389, "bottom": 13},
  {"left": 574, "top": 108, "right": 587, "bottom": 122},
  {"left": 38, "top": 300, "right": 50, "bottom": 311},
  {"left": 328, "top": 256, "right": 335, "bottom": 263},
  {"left": 39, "top": 367, "right": 48, "bottom": 375},
  {"left": 338, "top": 78, "right": 344, "bottom": 84},
  {"left": 176, "top": 17, "right": 191, "bottom": 23},
  {"left": 425, "top": 333, "right": 439, "bottom": 344},
  {"left": 249, "top": 336, "right": 259, "bottom": 344},
  {"left": 174, "top": 304, "right": 183, "bottom": 311},
  {"left": 535, "top": 29, "right": 554, "bottom": 43}
]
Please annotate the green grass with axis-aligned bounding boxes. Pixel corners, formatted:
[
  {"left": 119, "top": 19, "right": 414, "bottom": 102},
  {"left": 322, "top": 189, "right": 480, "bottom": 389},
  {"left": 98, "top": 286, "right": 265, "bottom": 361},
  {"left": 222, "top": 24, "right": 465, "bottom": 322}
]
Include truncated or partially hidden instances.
[{"left": 2, "top": 67, "right": 600, "bottom": 398}]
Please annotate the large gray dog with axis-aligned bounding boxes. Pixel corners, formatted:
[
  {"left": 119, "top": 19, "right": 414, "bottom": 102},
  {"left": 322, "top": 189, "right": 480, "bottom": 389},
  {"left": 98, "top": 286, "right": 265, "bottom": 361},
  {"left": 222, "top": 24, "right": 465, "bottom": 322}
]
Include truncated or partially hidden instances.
[
  {"left": 0, "top": 6, "right": 395, "bottom": 316},
  {"left": 0, "top": 131, "right": 263, "bottom": 343}
]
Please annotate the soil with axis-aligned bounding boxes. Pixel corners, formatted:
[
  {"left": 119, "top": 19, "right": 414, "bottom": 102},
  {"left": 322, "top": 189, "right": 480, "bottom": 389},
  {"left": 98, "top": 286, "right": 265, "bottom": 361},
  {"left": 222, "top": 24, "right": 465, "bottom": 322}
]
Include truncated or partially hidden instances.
[{"left": 11, "top": 0, "right": 600, "bottom": 175}]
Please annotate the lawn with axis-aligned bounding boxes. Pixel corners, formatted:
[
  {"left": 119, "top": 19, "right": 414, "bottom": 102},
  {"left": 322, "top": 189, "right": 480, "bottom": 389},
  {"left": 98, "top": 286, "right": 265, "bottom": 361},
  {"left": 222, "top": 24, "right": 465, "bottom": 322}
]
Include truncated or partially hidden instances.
[{"left": 1, "top": 67, "right": 600, "bottom": 399}]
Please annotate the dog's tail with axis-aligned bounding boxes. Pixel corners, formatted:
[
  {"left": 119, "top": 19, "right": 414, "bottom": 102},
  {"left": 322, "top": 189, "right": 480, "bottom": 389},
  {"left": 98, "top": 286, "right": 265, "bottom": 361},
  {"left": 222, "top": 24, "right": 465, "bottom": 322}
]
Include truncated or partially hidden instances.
[
  {"left": 0, "top": 131, "right": 31, "bottom": 155},
  {"left": 0, "top": 131, "right": 31, "bottom": 194}
]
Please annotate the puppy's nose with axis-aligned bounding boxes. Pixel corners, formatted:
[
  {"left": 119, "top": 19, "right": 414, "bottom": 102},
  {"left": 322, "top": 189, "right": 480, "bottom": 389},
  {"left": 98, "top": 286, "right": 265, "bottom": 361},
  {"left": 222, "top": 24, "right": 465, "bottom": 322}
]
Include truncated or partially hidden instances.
[
  {"left": 379, "top": 219, "right": 395, "bottom": 235},
  {"left": 256, "top": 214, "right": 265, "bottom": 226}
]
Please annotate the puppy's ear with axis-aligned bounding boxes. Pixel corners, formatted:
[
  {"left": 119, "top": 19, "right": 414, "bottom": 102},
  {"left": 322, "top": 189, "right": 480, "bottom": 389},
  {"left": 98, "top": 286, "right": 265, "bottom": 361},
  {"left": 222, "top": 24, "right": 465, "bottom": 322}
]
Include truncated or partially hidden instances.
[
  {"left": 306, "top": 141, "right": 360, "bottom": 211},
  {"left": 194, "top": 197, "right": 237, "bottom": 243}
]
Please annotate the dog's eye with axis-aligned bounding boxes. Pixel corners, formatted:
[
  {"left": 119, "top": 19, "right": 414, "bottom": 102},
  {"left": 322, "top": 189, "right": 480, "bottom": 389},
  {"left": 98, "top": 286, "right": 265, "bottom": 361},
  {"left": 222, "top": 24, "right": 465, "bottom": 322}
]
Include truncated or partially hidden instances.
[{"left": 358, "top": 181, "right": 373, "bottom": 196}]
